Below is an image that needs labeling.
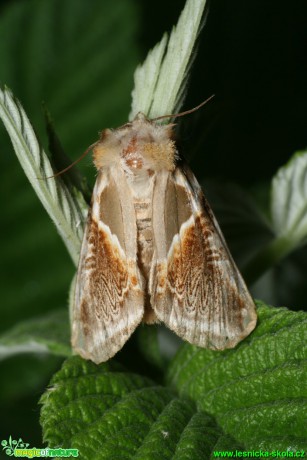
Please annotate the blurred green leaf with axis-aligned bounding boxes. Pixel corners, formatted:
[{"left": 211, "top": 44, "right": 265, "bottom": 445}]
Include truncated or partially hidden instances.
[
  {"left": 242, "top": 149, "right": 307, "bottom": 285},
  {"left": 167, "top": 301, "right": 307, "bottom": 451},
  {"left": 0, "top": 0, "right": 139, "bottom": 150},
  {"left": 40, "top": 356, "right": 240, "bottom": 459},
  {"left": 0, "top": 309, "right": 70, "bottom": 360},
  {"left": 0, "top": 355, "right": 63, "bottom": 403},
  {"left": 0, "top": 353, "right": 64, "bottom": 445},
  {"left": 271, "top": 150, "right": 307, "bottom": 248}
]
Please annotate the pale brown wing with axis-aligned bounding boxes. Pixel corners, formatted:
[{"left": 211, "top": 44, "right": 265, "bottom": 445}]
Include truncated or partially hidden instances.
[
  {"left": 72, "top": 166, "right": 144, "bottom": 363},
  {"left": 149, "top": 164, "right": 257, "bottom": 350}
]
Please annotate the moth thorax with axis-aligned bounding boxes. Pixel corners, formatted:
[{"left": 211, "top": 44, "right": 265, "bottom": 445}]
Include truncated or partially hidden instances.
[
  {"left": 121, "top": 135, "right": 176, "bottom": 173},
  {"left": 124, "top": 151, "right": 143, "bottom": 170},
  {"left": 122, "top": 137, "right": 144, "bottom": 172}
]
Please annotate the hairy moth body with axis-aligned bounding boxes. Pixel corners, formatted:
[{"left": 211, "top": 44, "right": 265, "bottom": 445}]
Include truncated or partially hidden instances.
[{"left": 72, "top": 113, "right": 257, "bottom": 363}]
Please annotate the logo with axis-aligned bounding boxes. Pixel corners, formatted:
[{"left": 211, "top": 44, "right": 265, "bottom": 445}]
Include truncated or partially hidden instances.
[
  {"left": 1, "top": 437, "right": 79, "bottom": 458},
  {"left": 1, "top": 438, "right": 29, "bottom": 456}
]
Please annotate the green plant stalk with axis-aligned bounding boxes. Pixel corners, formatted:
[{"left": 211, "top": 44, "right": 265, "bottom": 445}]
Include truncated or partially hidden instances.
[{"left": 243, "top": 235, "right": 299, "bottom": 285}]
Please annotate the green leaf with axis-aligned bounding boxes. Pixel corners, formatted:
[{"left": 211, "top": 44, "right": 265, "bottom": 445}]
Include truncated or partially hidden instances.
[
  {"left": 0, "top": 0, "right": 139, "bottom": 151},
  {"left": 40, "top": 356, "right": 241, "bottom": 459},
  {"left": 271, "top": 150, "right": 307, "bottom": 248},
  {"left": 0, "top": 310, "right": 71, "bottom": 359},
  {"left": 244, "top": 150, "right": 307, "bottom": 284},
  {"left": 167, "top": 301, "right": 307, "bottom": 451},
  {"left": 0, "top": 86, "right": 87, "bottom": 266},
  {"left": 130, "top": 0, "right": 208, "bottom": 119},
  {"left": 0, "top": 355, "right": 62, "bottom": 404}
]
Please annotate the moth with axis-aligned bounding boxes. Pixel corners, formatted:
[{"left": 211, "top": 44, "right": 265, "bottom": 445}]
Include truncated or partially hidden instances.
[{"left": 71, "top": 111, "right": 257, "bottom": 364}]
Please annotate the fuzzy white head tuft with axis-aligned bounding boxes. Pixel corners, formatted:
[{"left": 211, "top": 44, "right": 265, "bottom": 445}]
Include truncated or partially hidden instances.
[{"left": 93, "top": 114, "right": 177, "bottom": 172}]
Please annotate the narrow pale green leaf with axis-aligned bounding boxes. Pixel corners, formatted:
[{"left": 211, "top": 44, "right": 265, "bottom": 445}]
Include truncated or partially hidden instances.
[
  {"left": 130, "top": 0, "right": 208, "bottom": 119},
  {"left": 167, "top": 301, "right": 307, "bottom": 451},
  {"left": 244, "top": 149, "right": 307, "bottom": 284},
  {"left": 271, "top": 149, "right": 307, "bottom": 248},
  {"left": 0, "top": 310, "right": 71, "bottom": 359},
  {"left": 40, "top": 357, "right": 241, "bottom": 459},
  {"left": 130, "top": 34, "right": 168, "bottom": 120},
  {"left": 0, "top": 87, "right": 87, "bottom": 265}
]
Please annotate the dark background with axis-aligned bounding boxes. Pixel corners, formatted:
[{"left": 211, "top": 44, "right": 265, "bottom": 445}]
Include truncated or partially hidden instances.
[{"left": 0, "top": 0, "right": 306, "bottom": 447}]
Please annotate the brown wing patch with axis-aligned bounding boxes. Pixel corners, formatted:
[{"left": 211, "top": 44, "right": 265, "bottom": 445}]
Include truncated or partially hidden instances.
[
  {"left": 82, "top": 215, "right": 130, "bottom": 322},
  {"left": 167, "top": 216, "right": 214, "bottom": 313},
  {"left": 80, "top": 299, "right": 91, "bottom": 337}
]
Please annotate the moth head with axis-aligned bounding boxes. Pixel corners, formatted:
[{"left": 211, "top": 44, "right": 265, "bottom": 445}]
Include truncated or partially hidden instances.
[
  {"left": 92, "top": 96, "right": 215, "bottom": 172},
  {"left": 43, "top": 97, "right": 214, "bottom": 180},
  {"left": 93, "top": 113, "right": 177, "bottom": 172}
]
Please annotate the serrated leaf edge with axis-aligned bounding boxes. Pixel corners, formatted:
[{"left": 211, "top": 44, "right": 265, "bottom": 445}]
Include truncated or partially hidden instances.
[
  {"left": 0, "top": 86, "right": 87, "bottom": 265},
  {"left": 130, "top": 0, "right": 208, "bottom": 119}
]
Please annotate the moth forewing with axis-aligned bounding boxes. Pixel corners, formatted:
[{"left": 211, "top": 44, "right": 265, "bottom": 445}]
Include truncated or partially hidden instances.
[
  {"left": 72, "top": 165, "right": 145, "bottom": 364},
  {"left": 150, "top": 164, "right": 257, "bottom": 350},
  {"left": 71, "top": 113, "right": 257, "bottom": 364}
]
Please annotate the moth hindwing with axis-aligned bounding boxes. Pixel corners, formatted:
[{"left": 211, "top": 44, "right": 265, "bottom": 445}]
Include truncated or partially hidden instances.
[{"left": 71, "top": 112, "right": 257, "bottom": 363}]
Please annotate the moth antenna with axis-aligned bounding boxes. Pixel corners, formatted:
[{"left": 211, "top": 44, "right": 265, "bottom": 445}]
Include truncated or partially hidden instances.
[
  {"left": 40, "top": 141, "right": 99, "bottom": 180},
  {"left": 151, "top": 94, "right": 215, "bottom": 122}
]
